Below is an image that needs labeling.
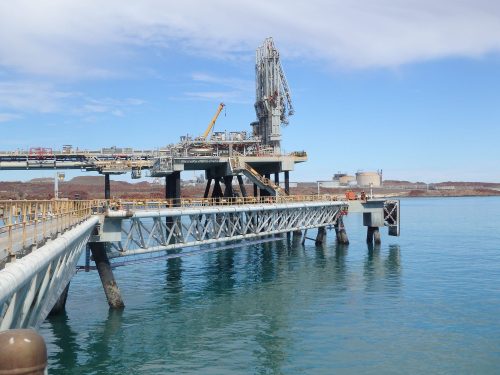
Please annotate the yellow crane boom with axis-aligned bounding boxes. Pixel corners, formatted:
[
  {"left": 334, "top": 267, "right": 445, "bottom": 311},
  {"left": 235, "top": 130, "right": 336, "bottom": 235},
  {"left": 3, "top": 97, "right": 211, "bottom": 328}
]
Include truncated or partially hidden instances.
[{"left": 201, "top": 103, "right": 225, "bottom": 140}]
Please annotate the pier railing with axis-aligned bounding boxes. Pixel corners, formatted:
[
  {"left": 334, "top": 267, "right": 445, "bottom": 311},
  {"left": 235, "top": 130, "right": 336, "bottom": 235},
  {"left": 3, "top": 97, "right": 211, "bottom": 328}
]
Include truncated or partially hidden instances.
[
  {"left": 0, "top": 195, "right": 346, "bottom": 266},
  {"left": 0, "top": 200, "right": 99, "bottom": 266},
  {"left": 108, "top": 194, "right": 343, "bottom": 210}
]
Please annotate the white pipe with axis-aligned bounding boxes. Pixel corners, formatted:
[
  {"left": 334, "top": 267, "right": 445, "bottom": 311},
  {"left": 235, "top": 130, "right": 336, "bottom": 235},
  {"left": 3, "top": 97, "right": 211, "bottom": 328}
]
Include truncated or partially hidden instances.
[
  {"left": 130, "top": 201, "right": 347, "bottom": 218},
  {"left": 0, "top": 216, "right": 99, "bottom": 305}
]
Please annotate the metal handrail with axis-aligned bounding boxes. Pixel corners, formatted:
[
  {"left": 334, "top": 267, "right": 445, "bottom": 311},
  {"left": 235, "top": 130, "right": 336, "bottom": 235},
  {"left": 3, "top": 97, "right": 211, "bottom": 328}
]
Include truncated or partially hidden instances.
[{"left": 0, "top": 195, "right": 346, "bottom": 265}]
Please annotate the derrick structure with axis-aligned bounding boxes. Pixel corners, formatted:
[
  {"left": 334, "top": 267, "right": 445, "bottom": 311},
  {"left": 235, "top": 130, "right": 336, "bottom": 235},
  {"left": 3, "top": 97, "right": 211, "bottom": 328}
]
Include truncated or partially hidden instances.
[
  {"left": 252, "top": 37, "right": 294, "bottom": 154},
  {"left": 0, "top": 38, "right": 305, "bottom": 199}
]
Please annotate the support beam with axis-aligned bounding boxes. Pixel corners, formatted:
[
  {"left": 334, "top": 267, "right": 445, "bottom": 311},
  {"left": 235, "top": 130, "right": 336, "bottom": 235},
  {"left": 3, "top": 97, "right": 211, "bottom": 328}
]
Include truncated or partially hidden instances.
[
  {"left": 253, "top": 183, "right": 258, "bottom": 198},
  {"left": 335, "top": 217, "right": 349, "bottom": 244},
  {"left": 212, "top": 178, "right": 223, "bottom": 199},
  {"left": 315, "top": 226, "right": 326, "bottom": 245},
  {"left": 274, "top": 173, "right": 279, "bottom": 186},
  {"left": 165, "top": 171, "right": 181, "bottom": 207},
  {"left": 203, "top": 178, "right": 212, "bottom": 198},
  {"left": 48, "top": 282, "right": 70, "bottom": 316},
  {"left": 237, "top": 175, "right": 247, "bottom": 197},
  {"left": 284, "top": 171, "right": 290, "bottom": 195},
  {"left": 165, "top": 172, "right": 181, "bottom": 240},
  {"left": 261, "top": 175, "right": 271, "bottom": 197},
  {"left": 223, "top": 176, "right": 234, "bottom": 197},
  {"left": 366, "top": 226, "right": 381, "bottom": 244},
  {"left": 90, "top": 242, "right": 124, "bottom": 309},
  {"left": 104, "top": 174, "right": 111, "bottom": 200}
]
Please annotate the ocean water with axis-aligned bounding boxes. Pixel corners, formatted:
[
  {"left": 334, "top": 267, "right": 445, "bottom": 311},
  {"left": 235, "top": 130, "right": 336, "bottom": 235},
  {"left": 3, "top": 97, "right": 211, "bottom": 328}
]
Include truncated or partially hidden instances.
[{"left": 39, "top": 197, "right": 500, "bottom": 374}]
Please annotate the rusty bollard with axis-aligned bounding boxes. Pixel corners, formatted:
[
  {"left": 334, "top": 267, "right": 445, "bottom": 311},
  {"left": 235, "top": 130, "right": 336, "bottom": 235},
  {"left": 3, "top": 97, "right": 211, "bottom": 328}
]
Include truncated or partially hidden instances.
[{"left": 0, "top": 329, "right": 47, "bottom": 374}]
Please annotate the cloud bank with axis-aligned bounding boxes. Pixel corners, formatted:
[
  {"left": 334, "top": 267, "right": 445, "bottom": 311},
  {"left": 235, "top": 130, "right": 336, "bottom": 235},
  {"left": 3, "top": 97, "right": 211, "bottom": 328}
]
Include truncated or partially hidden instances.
[{"left": 1, "top": 0, "right": 499, "bottom": 77}]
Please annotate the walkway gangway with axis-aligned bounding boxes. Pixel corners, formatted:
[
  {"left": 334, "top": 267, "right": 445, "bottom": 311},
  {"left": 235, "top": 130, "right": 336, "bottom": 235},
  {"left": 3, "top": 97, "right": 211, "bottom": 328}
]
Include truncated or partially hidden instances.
[{"left": 0, "top": 195, "right": 399, "bottom": 330}]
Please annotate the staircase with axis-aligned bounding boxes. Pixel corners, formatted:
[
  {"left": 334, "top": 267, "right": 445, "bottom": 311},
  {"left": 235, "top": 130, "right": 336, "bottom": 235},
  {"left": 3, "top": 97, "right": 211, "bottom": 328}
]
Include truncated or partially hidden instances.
[{"left": 230, "top": 157, "right": 286, "bottom": 196}]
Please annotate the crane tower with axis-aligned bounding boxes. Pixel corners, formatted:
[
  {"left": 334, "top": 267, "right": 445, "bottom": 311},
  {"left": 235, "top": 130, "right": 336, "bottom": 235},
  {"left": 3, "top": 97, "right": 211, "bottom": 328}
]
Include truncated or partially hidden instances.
[{"left": 252, "top": 37, "right": 294, "bottom": 154}]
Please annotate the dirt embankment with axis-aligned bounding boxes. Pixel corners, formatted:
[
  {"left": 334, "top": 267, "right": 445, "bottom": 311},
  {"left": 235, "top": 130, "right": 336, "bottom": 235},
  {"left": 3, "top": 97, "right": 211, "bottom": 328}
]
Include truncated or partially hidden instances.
[{"left": 1, "top": 177, "right": 499, "bottom": 200}]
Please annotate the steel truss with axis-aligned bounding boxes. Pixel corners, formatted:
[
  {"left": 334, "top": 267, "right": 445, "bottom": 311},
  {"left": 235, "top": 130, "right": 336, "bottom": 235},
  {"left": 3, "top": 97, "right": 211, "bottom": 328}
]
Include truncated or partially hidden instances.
[
  {"left": 383, "top": 200, "right": 400, "bottom": 236},
  {"left": 107, "top": 202, "right": 348, "bottom": 259},
  {"left": 0, "top": 217, "right": 98, "bottom": 329}
]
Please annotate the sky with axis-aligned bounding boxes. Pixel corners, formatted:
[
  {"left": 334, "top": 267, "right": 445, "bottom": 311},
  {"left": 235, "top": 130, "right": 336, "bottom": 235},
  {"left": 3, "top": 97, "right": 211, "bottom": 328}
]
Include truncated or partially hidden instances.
[{"left": 1, "top": 0, "right": 499, "bottom": 183}]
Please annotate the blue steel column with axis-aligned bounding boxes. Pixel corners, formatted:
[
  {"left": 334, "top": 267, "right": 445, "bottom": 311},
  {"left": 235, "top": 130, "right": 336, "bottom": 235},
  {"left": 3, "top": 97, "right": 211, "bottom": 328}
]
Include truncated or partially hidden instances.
[
  {"left": 104, "top": 174, "right": 111, "bottom": 200},
  {"left": 284, "top": 171, "right": 290, "bottom": 195}
]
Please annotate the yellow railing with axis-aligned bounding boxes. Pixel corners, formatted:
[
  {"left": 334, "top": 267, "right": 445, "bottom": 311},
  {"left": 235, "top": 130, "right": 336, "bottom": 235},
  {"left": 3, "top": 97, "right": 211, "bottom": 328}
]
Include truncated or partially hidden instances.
[
  {"left": 0, "top": 200, "right": 100, "bottom": 264},
  {"left": 110, "top": 194, "right": 343, "bottom": 211},
  {"left": 0, "top": 195, "right": 346, "bottom": 264}
]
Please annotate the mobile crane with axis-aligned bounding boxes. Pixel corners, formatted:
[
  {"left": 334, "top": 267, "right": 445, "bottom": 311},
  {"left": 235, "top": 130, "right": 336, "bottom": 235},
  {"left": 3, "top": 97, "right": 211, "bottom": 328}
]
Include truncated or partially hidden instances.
[{"left": 200, "top": 103, "right": 225, "bottom": 140}]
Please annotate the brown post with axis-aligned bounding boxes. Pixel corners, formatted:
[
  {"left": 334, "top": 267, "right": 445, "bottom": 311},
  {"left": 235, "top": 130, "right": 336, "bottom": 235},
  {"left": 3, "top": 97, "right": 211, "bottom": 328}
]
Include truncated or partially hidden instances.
[
  {"left": 90, "top": 242, "right": 124, "bottom": 309},
  {"left": 336, "top": 216, "right": 349, "bottom": 244},
  {"left": 315, "top": 226, "right": 326, "bottom": 245}
]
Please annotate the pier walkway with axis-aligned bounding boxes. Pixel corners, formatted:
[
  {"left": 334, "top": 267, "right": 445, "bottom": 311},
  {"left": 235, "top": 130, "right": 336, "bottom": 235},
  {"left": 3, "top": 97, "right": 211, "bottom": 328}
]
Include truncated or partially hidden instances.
[{"left": 0, "top": 195, "right": 399, "bottom": 330}]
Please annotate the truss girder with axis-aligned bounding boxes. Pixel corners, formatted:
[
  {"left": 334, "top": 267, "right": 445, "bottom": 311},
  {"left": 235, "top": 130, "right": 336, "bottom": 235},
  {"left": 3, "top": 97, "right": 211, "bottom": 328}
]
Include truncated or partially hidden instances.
[
  {"left": 108, "top": 202, "right": 347, "bottom": 259},
  {"left": 0, "top": 217, "right": 98, "bottom": 329}
]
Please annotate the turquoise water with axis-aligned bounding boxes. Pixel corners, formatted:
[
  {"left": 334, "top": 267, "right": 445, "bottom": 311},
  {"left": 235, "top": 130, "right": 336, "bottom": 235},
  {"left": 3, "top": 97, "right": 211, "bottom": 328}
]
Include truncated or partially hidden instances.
[{"left": 40, "top": 197, "right": 500, "bottom": 374}]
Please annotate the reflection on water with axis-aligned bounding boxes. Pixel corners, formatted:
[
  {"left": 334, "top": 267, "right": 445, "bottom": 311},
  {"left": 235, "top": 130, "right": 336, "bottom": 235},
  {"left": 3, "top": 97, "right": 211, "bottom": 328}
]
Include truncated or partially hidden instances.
[
  {"left": 41, "top": 197, "right": 500, "bottom": 374},
  {"left": 44, "top": 233, "right": 406, "bottom": 374},
  {"left": 364, "top": 244, "right": 402, "bottom": 293},
  {"left": 164, "top": 257, "right": 183, "bottom": 310},
  {"left": 47, "top": 312, "right": 79, "bottom": 371}
]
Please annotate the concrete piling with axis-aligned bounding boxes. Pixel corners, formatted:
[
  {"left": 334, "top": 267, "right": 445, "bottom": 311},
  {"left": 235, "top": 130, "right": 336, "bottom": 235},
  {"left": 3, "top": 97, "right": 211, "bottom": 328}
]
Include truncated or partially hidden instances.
[
  {"left": 292, "top": 229, "right": 302, "bottom": 240},
  {"left": 49, "top": 282, "right": 70, "bottom": 316},
  {"left": 366, "top": 226, "right": 381, "bottom": 244},
  {"left": 315, "top": 226, "right": 326, "bottom": 245},
  {"left": 335, "top": 217, "right": 349, "bottom": 245},
  {"left": 90, "top": 242, "right": 125, "bottom": 309}
]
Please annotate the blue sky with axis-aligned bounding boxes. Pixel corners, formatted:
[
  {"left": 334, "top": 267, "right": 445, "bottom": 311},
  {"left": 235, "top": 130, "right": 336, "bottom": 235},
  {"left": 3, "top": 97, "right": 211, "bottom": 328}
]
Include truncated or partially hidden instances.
[{"left": 1, "top": 0, "right": 499, "bottom": 182}]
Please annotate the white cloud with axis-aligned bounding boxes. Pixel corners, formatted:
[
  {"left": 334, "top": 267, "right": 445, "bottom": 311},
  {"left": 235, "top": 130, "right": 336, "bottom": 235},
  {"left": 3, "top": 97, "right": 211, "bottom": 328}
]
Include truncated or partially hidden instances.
[
  {"left": 183, "top": 73, "right": 253, "bottom": 103},
  {"left": 0, "top": 81, "right": 144, "bottom": 118},
  {"left": 0, "top": 82, "right": 76, "bottom": 113},
  {"left": 0, "top": 113, "right": 21, "bottom": 122},
  {"left": 0, "top": 0, "right": 499, "bottom": 77},
  {"left": 78, "top": 97, "right": 145, "bottom": 116}
]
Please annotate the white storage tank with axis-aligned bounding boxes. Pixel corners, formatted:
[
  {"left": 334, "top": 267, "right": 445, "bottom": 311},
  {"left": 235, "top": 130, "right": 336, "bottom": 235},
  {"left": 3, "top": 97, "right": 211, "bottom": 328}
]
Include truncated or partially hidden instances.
[
  {"left": 338, "top": 175, "right": 356, "bottom": 185},
  {"left": 356, "top": 170, "right": 382, "bottom": 187}
]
